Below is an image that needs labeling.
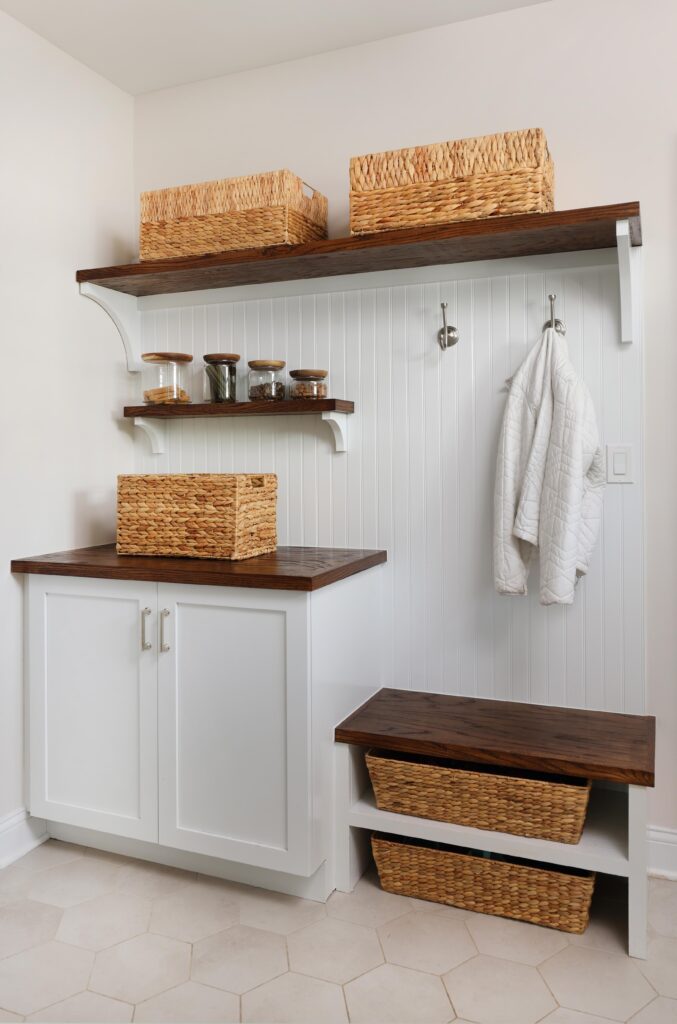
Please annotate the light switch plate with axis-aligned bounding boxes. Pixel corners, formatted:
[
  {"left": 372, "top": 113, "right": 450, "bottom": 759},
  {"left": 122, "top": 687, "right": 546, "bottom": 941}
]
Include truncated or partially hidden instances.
[{"left": 606, "top": 444, "right": 634, "bottom": 483}]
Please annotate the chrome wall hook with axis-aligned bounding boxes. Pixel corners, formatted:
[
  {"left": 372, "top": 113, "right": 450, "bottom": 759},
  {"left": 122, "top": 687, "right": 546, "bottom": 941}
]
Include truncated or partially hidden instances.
[
  {"left": 542, "top": 293, "right": 566, "bottom": 336},
  {"left": 438, "top": 302, "right": 459, "bottom": 350}
]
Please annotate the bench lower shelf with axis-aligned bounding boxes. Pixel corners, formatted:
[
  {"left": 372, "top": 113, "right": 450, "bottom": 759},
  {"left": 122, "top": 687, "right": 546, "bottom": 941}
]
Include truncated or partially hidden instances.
[{"left": 349, "top": 786, "right": 629, "bottom": 877}]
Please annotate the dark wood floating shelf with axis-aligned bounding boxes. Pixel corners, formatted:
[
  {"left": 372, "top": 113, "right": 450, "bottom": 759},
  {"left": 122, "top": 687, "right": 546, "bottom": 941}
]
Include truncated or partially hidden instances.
[
  {"left": 78, "top": 203, "right": 642, "bottom": 297},
  {"left": 124, "top": 398, "right": 354, "bottom": 419},
  {"left": 335, "top": 687, "right": 655, "bottom": 786}
]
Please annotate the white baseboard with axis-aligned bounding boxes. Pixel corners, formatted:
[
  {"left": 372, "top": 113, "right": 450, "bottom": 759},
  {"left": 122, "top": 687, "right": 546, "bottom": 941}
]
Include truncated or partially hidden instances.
[
  {"left": 648, "top": 826, "right": 677, "bottom": 880},
  {"left": 0, "top": 809, "right": 47, "bottom": 868}
]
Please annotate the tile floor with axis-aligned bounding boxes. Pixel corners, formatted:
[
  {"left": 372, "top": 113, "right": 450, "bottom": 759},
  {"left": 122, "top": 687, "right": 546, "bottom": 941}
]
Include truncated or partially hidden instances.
[{"left": 0, "top": 841, "right": 675, "bottom": 1023}]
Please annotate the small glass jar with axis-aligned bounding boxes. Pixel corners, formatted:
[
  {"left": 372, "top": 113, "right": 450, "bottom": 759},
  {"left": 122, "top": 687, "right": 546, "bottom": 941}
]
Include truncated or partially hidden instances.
[
  {"left": 289, "top": 369, "right": 329, "bottom": 400},
  {"left": 203, "top": 353, "right": 240, "bottom": 403},
  {"left": 248, "top": 360, "right": 286, "bottom": 401},
  {"left": 141, "top": 352, "right": 192, "bottom": 404}
]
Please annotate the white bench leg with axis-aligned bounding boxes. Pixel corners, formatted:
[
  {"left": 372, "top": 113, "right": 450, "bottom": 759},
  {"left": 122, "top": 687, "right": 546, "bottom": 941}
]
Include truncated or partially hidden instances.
[
  {"left": 333, "top": 743, "right": 370, "bottom": 893},
  {"left": 628, "top": 785, "right": 648, "bottom": 959}
]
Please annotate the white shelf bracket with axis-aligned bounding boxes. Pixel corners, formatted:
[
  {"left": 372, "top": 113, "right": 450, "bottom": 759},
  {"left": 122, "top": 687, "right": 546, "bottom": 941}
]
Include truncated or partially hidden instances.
[
  {"left": 616, "top": 220, "right": 640, "bottom": 344},
  {"left": 322, "top": 411, "right": 349, "bottom": 453},
  {"left": 133, "top": 417, "right": 166, "bottom": 455},
  {"left": 80, "top": 281, "right": 143, "bottom": 371}
]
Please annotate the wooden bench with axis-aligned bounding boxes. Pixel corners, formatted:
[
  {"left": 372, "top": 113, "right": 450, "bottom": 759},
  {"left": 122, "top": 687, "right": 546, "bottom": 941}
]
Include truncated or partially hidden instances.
[{"left": 334, "top": 688, "right": 655, "bottom": 958}]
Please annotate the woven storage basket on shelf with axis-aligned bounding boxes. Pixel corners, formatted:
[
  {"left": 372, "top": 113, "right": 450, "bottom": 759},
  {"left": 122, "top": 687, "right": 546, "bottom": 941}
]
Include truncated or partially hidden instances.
[
  {"left": 372, "top": 834, "right": 595, "bottom": 933},
  {"left": 117, "top": 474, "right": 277, "bottom": 561},
  {"left": 350, "top": 128, "right": 554, "bottom": 235},
  {"left": 366, "top": 750, "right": 591, "bottom": 844},
  {"left": 140, "top": 170, "right": 328, "bottom": 260}
]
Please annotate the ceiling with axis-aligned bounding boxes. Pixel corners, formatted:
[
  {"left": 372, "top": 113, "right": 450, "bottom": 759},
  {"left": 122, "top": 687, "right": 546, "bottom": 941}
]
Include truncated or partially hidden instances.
[{"left": 0, "top": 0, "right": 551, "bottom": 95}]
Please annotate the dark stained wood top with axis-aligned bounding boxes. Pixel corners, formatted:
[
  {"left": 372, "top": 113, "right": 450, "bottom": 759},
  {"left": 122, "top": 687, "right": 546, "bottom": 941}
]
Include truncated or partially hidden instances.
[
  {"left": 77, "top": 203, "right": 641, "bottom": 297},
  {"left": 335, "top": 688, "right": 655, "bottom": 786},
  {"left": 11, "top": 544, "right": 386, "bottom": 592},
  {"left": 124, "top": 399, "right": 354, "bottom": 419}
]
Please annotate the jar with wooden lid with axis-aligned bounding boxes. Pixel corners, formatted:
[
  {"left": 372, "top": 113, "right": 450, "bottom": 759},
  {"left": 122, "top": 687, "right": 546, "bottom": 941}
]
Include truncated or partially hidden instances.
[
  {"left": 289, "top": 369, "right": 328, "bottom": 400},
  {"left": 141, "top": 352, "right": 192, "bottom": 404},
  {"left": 248, "top": 360, "right": 286, "bottom": 400},
  {"left": 203, "top": 353, "right": 240, "bottom": 403}
]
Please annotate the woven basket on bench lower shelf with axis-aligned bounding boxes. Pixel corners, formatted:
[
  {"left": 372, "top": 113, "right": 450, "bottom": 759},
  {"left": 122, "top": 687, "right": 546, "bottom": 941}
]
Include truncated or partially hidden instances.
[
  {"left": 366, "top": 749, "right": 591, "bottom": 844},
  {"left": 117, "top": 473, "right": 277, "bottom": 561},
  {"left": 372, "top": 833, "right": 595, "bottom": 933}
]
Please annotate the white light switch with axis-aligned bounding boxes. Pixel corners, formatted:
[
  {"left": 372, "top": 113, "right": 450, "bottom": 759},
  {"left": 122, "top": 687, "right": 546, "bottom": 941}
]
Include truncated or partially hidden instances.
[{"left": 606, "top": 444, "right": 634, "bottom": 483}]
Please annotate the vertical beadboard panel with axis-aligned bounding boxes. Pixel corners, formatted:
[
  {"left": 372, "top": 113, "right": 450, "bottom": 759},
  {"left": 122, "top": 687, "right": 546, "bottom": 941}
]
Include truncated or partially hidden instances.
[{"left": 136, "top": 261, "right": 644, "bottom": 714}]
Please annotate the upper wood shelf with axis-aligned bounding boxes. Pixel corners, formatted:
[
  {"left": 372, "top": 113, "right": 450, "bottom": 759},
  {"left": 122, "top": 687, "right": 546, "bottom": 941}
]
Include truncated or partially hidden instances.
[
  {"left": 123, "top": 398, "right": 354, "bottom": 419},
  {"left": 77, "top": 203, "right": 642, "bottom": 298}
]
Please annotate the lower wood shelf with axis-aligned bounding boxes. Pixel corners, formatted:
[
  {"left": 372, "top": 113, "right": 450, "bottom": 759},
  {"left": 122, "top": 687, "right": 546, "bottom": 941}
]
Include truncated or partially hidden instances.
[
  {"left": 123, "top": 399, "right": 354, "bottom": 454},
  {"left": 348, "top": 786, "right": 630, "bottom": 876}
]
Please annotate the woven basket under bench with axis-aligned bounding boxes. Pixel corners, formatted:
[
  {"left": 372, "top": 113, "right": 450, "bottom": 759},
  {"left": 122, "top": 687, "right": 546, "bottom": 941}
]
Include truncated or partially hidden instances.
[
  {"left": 140, "top": 170, "right": 328, "bottom": 260},
  {"left": 117, "top": 473, "right": 277, "bottom": 561},
  {"left": 366, "top": 749, "right": 591, "bottom": 844},
  {"left": 350, "top": 128, "right": 554, "bottom": 235},
  {"left": 373, "top": 833, "right": 595, "bottom": 933}
]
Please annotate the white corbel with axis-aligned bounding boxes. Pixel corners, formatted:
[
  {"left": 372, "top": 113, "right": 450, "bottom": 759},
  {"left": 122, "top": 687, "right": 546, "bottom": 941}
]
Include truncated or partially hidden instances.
[
  {"left": 133, "top": 417, "right": 166, "bottom": 454},
  {"left": 80, "top": 281, "right": 143, "bottom": 371},
  {"left": 616, "top": 220, "right": 640, "bottom": 345},
  {"left": 322, "top": 411, "right": 348, "bottom": 453}
]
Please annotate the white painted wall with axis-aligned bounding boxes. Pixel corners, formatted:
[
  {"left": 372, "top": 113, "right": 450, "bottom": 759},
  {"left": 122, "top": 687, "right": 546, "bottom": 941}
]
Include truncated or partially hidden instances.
[
  {"left": 0, "top": 12, "right": 136, "bottom": 823},
  {"left": 135, "top": 0, "right": 677, "bottom": 833}
]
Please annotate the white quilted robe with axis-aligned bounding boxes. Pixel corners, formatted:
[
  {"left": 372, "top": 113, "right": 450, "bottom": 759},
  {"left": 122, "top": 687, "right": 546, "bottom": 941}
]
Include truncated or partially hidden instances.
[{"left": 494, "top": 327, "right": 605, "bottom": 605}]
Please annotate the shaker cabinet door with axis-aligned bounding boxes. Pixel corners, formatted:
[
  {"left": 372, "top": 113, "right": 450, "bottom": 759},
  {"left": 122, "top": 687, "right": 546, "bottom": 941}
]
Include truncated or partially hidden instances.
[
  {"left": 157, "top": 584, "right": 315, "bottom": 874},
  {"left": 27, "top": 575, "right": 158, "bottom": 841}
]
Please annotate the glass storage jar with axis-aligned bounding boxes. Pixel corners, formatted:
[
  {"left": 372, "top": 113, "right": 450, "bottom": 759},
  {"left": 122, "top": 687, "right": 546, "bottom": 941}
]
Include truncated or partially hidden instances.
[
  {"left": 289, "top": 369, "right": 329, "bottom": 400},
  {"left": 248, "top": 360, "right": 286, "bottom": 401},
  {"left": 203, "top": 353, "right": 240, "bottom": 403},
  {"left": 141, "top": 352, "right": 192, "bottom": 404}
]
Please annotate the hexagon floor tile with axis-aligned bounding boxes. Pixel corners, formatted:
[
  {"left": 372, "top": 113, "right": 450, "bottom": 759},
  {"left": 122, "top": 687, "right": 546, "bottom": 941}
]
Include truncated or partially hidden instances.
[
  {"left": 0, "top": 941, "right": 94, "bottom": 1017},
  {"left": 242, "top": 972, "right": 347, "bottom": 1023},
  {"left": 89, "top": 932, "right": 190, "bottom": 1004},
  {"left": 379, "top": 910, "right": 477, "bottom": 974},
  {"left": 345, "top": 962, "right": 453, "bottom": 1023},
  {"left": 629, "top": 998, "right": 677, "bottom": 1023},
  {"left": 638, "top": 937, "right": 677, "bottom": 998},
  {"left": 134, "top": 981, "right": 239, "bottom": 1023},
  {"left": 26, "top": 991, "right": 133, "bottom": 1022},
  {"left": 540, "top": 945, "right": 656, "bottom": 1021},
  {"left": 25, "top": 857, "right": 120, "bottom": 908},
  {"left": 327, "top": 871, "right": 414, "bottom": 929},
  {"left": 191, "top": 924, "right": 287, "bottom": 995},
  {"left": 57, "top": 892, "right": 151, "bottom": 950},
  {"left": 149, "top": 881, "right": 238, "bottom": 942},
  {"left": 443, "top": 953, "right": 556, "bottom": 1024},
  {"left": 238, "top": 888, "right": 326, "bottom": 935},
  {"left": 0, "top": 900, "right": 62, "bottom": 959},
  {"left": 466, "top": 912, "right": 568, "bottom": 965},
  {"left": 288, "top": 916, "right": 384, "bottom": 983}
]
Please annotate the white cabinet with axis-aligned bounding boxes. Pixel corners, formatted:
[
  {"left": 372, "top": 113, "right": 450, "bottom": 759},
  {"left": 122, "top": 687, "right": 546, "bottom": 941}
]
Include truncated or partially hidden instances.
[
  {"left": 27, "top": 576, "right": 158, "bottom": 841},
  {"left": 25, "top": 568, "right": 382, "bottom": 880},
  {"left": 157, "top": 584, "right": 314, "bottom": 873}
]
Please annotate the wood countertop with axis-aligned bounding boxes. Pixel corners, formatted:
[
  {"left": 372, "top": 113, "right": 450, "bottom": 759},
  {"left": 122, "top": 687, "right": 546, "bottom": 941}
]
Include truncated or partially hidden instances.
[
  {"left": 11, "top": 544, "right": 387, "bottom": 592},
  {"left": 335, "top": 687, "right": 655, "bottom": 786}
]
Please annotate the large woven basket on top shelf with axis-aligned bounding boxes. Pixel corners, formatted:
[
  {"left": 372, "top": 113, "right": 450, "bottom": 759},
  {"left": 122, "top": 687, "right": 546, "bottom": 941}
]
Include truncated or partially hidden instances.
[
  {"left": 372, "top": 834, "right": 595, "bottom": 933},
  {"left": 140, "top": 170, "right": 328, "bottom": 261},
  {"left": 350, "top": 128, "right": 554, "bottom": 235},
  {"left": 117, "top": 473, "right": 277, "bottom": 561},
  {"left": 366, "top": 749, "right": 591, "bottom": 844}
]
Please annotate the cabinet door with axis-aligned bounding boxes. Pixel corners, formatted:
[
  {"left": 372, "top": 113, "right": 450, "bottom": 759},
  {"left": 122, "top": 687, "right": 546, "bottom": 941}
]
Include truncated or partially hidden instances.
[
  {"left": 157, "top": 584, "right": 314, "bottom": 874},
  {"left": 28, "top": 575, "right": 158, "bottom": 841}
]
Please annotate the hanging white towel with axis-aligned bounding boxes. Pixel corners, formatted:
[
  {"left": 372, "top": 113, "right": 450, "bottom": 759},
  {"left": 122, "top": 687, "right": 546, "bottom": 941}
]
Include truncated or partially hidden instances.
[{"left": 493, "top": 327, "right": 605, "bottom": 605}]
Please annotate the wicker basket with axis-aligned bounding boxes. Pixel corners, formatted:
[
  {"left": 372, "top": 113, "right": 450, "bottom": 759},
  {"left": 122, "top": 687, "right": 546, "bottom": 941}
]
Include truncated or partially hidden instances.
[
  {"left": 366, "top": 750, "right": 591, "bottom": 844},
  {"left": 349, "top": 128, "right": 554, "bottom": 235},
  {"left": 140, "top": 170, "right": 328, "bottom": 260},
  {"left": 372, "top": 834, "right": 595, "bottom": 933},
  {"left": 117, "top": 474, "right": 277, "bottom": 560}
]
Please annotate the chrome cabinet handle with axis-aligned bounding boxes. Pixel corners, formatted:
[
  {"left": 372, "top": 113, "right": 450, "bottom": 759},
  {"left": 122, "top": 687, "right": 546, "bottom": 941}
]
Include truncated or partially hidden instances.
[
  {"left": 141, "top": 607, "right": 152, "bottom": 651},
  {"left": 160, "top": 608, "right": 170, "bottom": 652}
]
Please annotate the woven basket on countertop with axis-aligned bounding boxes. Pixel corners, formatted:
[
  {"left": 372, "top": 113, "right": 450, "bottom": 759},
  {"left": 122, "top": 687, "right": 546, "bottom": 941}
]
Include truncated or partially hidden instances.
[
  {"left": 366, "top": 749, "right": 591, "bottom": 844},
  {"left": 372, "top": 833, "right": 595, "bottom": 933},
  {"left": 350, "top": 128, "right": 554, "bottom": 235},
  {"left": 117, "top": 473, "right": 277, "bottom": 560},
  {"left": 140, "top": 170, "right": 328, "bottom": 260}
]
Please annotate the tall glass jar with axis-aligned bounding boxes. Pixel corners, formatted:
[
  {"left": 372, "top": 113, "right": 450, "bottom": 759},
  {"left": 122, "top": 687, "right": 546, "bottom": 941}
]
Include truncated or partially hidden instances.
[
  {"left": 203, "top": 353, "right": 240, "bottom": 403},
  {"left": 141, "top": 352, "right": 192, "bottom": 404},
  {"left": 289, "top": 369, "right": 329, "bottom": 400},
  {"left": 248, "top": 360, "right": 286, "bottom": 401}
]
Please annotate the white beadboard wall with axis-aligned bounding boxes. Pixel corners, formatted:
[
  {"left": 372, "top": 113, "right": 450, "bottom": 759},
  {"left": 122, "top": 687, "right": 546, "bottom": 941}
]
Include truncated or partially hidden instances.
[{"left": 135, "top": 251, "right": 644, "bottom": 715}]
